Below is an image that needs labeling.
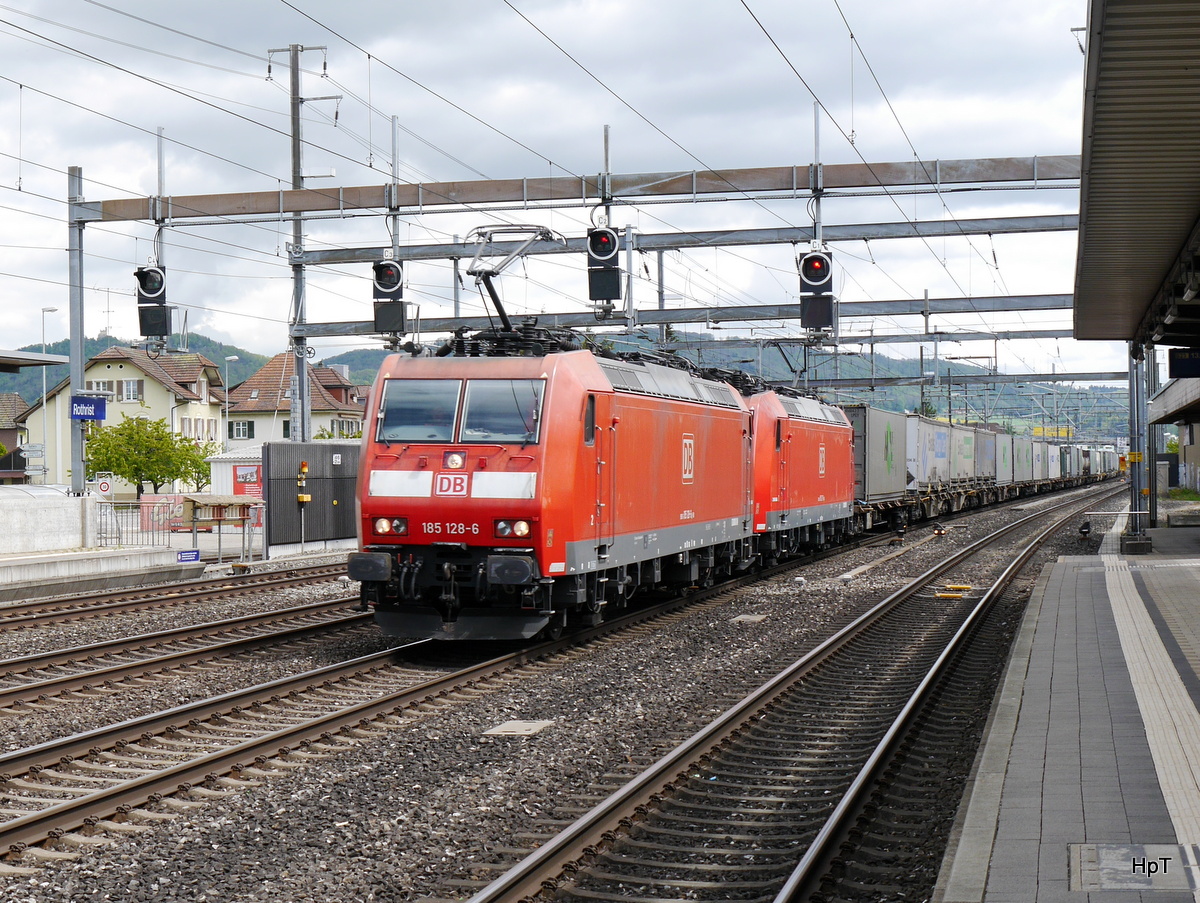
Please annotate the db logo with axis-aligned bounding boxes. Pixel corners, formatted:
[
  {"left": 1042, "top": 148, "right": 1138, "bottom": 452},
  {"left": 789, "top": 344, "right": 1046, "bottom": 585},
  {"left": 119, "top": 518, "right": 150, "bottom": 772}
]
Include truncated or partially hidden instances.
[
  {"left": 435, "top": 473, "right": 469, "bottom": 496},
  {"left": 681, "top": 434, "right": 695, "bottom": 484}
]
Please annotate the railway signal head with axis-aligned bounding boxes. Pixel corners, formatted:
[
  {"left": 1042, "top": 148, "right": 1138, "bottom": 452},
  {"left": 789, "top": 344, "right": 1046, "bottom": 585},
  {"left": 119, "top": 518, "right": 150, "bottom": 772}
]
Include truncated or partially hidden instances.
[
  {"left": 586, "top": 228, "right": 621, "bottom": 302},
  {"left": 587, "top": 227, "right": 620, "bottom": 267},
  {"left": 799, "top": 250, "right": 833, "bottom": 294},
  {"left": 135, "top": 265, "right": 166, "bottom": 304},
  {"left": 372, "top": 260, "right": 404, "bottom": 300}
]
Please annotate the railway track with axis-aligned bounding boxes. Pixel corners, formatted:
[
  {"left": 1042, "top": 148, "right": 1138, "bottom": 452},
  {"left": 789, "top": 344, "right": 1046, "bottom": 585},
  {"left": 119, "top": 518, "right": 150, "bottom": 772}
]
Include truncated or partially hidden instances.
[
  {"left": 457, "top": 485, "right": 1124, "bottom": 903},
  {"left": 0, "top": 563, "right": 347, "bottom": 630},
  {"left": 0, "top": 576, "right": 749, "bottom": 868},
  {"left": 0, "top": 487, "right": 1119, "bottom": 884},
  {"left": 0, "top": 597, "right": 368, "bottom": 711}
]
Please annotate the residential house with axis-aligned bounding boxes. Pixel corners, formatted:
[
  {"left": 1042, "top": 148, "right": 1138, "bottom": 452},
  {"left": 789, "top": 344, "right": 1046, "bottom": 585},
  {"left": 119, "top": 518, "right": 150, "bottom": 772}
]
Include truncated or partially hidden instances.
[
  {"left": 225, "top": 354, "right": 363, "bottom": 447},
  {"left": 0, "top": 393, "right": 28, "bottom": 484},
  {"left": 18, "top": 346, "right": 227, "bottom": 493}
]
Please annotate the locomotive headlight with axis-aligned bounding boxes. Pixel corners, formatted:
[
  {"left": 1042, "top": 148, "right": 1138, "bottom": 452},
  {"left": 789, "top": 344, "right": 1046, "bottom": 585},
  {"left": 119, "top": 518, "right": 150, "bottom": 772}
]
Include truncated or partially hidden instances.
[
  {"left": 495, "top": 519, "right": 531, "bottom": 538},
  {"left": 443, "top": 451, "right": 466, "bottom": 469},
  {"left": 373, "top": 517, "right": 408, "bottom": 536}
]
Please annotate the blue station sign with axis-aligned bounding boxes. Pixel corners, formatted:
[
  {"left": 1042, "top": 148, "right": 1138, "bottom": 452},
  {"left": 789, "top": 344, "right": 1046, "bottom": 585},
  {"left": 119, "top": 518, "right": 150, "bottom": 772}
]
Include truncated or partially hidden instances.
[{"left": 70, "top": 396, "right": 107, "bottom": 420}]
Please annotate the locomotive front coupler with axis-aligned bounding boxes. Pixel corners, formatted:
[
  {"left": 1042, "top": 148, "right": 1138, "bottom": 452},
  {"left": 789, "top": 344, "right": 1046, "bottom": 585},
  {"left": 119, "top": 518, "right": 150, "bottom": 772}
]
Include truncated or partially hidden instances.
[{"left": 438, "top": 562, "right": 462, "bottom": 622}]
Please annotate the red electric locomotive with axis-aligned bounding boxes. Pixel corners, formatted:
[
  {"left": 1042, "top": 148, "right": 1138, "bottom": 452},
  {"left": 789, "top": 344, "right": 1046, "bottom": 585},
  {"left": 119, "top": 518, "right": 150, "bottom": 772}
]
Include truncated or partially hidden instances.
[
  {"left": 348, "top": 325, "right": 757, "bottom": 640},
  {"left": 745, "top": 389, "right": 856, "bottom": 559}
]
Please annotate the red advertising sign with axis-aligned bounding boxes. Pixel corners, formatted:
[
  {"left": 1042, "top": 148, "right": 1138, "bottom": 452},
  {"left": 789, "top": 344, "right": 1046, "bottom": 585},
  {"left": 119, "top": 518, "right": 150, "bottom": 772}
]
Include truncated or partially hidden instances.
[{"left": 233, "top": 464, "right": 263, "bottom": 498}]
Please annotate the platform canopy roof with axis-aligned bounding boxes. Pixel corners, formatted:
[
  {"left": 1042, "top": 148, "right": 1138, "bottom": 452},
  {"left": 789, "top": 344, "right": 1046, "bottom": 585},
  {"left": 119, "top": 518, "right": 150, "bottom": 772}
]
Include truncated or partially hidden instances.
[
  {"left": 0, "top": 349, "right": 68, "bottom": 374},
  {"left": 1074, "top": 0, "right": 1200, "bottom": 353}
]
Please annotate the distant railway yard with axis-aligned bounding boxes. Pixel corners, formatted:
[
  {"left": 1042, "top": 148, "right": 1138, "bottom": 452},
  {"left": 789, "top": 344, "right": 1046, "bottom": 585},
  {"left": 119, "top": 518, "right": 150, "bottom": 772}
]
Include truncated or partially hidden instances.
[{"left": 0, "top": 485, "right": 1129, "bottom": 903}]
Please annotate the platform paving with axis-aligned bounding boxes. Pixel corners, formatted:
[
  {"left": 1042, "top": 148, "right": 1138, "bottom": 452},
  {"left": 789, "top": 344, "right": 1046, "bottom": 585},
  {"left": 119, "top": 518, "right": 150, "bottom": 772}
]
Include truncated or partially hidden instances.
[{"left": 934, "top": 517, "right": 1200, "bottom": 903}]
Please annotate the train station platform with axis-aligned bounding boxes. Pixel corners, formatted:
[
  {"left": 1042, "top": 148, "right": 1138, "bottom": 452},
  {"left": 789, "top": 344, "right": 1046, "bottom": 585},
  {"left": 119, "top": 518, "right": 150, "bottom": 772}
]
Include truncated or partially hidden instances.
[
  {"left": 0, "top": 547, "right": 207, "bottom": 603},
  {"left": 935, "top": 514, "right": 1200, "bottom": 902},
  {"left": 0, "top": 530, "right": 354, "bottom": 603}
]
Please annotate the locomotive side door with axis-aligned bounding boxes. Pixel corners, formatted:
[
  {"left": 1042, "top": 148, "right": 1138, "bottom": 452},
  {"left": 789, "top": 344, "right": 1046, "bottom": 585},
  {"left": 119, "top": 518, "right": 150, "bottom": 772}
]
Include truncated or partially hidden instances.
[
  {"left": 776, "top": 415, "right": 790, "bottom": 521},
  {"left": 582, "top": 392, "right": 615, "bottom": 559}
]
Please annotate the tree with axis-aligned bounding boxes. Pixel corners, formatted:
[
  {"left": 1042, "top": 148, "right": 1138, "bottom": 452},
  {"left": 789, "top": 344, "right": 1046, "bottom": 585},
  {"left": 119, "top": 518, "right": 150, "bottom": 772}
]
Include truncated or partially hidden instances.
[
  {"left": 178, "top": 440, "right": 223, "bottom": 491},
  {"left": 86, "top": 416, "right": 216, "bottom": 497}
]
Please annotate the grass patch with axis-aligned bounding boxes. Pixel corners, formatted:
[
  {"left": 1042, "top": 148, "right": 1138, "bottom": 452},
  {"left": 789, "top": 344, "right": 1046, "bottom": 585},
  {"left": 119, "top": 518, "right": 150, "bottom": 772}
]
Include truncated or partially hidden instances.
[{"left": 1166, "top": 487, "right": 1200, "bottom": 502}]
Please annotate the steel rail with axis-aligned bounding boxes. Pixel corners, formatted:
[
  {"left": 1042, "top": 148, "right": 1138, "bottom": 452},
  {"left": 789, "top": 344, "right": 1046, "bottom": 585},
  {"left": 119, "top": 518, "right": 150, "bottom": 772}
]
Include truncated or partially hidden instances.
[
  {"left": 0, "top": 538, "right": 843, "bottom": 856},
  {"left": 0, "top": 489, "right": 1118, "bottom": 862},
  {"left": 463, "top": 486, "right": 1123, "bottom": 903},
  {"left": 0, "top": 599, "right": 366, "bottom": 710},
  {"left": 0, "top": 596, "right": 361, "bottom": 674},
  {"left": 0, "top": 564, "right": 346, "bottom": 628},
  {"left": 770, "top": 486, "right": 1125, "bottom": 902}
]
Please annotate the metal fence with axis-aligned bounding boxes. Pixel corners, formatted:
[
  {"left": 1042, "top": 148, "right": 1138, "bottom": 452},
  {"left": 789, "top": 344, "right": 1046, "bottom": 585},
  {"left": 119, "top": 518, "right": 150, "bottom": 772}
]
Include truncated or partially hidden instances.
[
  {"left": 96, "top": 499, "right": 266, "bottom": 561},
  {"left": 97, "top": 501, "right": 173, "bottom": 548}
]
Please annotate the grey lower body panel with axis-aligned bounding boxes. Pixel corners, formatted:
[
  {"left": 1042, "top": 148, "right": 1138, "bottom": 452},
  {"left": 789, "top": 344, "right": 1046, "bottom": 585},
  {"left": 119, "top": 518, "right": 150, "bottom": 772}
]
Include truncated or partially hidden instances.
[
  {"left": 555, "top": 515, "right": 750, "bottom": 576},
  {"left": 761, "top": 500, "right": 853, "bottom": 532}
]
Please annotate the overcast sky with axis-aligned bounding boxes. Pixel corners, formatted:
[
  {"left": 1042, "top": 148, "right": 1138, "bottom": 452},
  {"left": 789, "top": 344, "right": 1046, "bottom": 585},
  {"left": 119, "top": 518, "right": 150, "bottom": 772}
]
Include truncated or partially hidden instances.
[{"left": 0, "top": 0, "right": 1129, "bottom": 381}]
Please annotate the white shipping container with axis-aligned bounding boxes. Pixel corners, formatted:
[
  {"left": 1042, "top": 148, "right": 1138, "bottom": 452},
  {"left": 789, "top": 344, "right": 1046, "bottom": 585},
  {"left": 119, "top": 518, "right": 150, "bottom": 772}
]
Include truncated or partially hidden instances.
[
  {"left": 996, "top": 434, "right": 1015, "bottom": 486},
  {"left": 844, "top": 405, "right": 908, "bottom": 502},
  {"left": 1033, "top": 440, "right": 1050, "bottom": 481},
  {"left": 906, "top": 414, "right": 952, "bottom": 490},
  {"left": 1014, "top": 436, "right": 1034, "bottom": 483},
  {"left": 950, "top": 424, "right": 976, "bottom": 482},
  {"left": 975, "top": 430, "right": 998, "bottom": 481}
]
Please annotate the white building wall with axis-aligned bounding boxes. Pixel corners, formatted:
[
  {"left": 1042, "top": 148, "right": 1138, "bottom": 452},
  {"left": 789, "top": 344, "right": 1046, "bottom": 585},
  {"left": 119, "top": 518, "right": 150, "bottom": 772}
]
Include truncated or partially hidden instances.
[
  {"left": 0, "top": 493, "right": 96, "bottom": 553},
  {"left": 24, "top": 362, "right": 223, "bottom": 493}
]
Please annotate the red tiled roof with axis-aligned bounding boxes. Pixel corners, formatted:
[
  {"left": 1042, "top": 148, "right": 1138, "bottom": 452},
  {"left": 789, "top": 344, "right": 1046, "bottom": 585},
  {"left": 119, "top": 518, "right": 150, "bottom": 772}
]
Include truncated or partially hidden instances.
[
  {"left": 0, "top": 393, "right": 27, "bottom": 430},
  {"left": 228, "top": 353, "right": 362, "bottom": 416},
  {"left": 90, "top": 347, "right": 221, "bottom": 402}
]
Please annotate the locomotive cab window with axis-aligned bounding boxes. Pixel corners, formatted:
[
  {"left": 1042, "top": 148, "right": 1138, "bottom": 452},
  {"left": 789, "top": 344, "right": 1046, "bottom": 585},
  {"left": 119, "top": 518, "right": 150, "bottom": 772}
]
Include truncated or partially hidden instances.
[
  {"left": 584, "top": 394, "right": 596, "bottom": 446},
  {"left": 461, "top": 379, "right": 544, "bottom": 444},
  {"left": 377, "top": 379, "right": 462, "bottom": 442}
]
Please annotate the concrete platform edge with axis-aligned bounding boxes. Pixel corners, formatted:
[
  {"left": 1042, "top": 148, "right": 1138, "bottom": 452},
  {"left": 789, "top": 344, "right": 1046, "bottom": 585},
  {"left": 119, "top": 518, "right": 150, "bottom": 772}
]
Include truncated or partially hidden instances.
[
  {"left": 931, "top": 557, "right": 1056, "bottom": 903},
  {"left": 0, "top": 548, "right": 206, "bottom": 603}
]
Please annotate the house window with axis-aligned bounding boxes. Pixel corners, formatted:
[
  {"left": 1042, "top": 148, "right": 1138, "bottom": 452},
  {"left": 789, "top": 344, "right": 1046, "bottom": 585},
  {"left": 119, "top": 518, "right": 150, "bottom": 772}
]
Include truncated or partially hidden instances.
[
  {"left": 230, "top": 421, "right": 254, "bottom": 440},
  {"left": 119, "top": 379, "right": 144, "bottom": 402},
  {"left": 180, "top": 417, "right": 191, "bottom": 438},
  {"left": 250, "top": 389, "right": 259, "bottom": 400},
  {"left": 283, "top": 419, "right": 290, "bottom": 439},
  {"left": 85, "top": 380, "right": 114, "bottom": 395}
]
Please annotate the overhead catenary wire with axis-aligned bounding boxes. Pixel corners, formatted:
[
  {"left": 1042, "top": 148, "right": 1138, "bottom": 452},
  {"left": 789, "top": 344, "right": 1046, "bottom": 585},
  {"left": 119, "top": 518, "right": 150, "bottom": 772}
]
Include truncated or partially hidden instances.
[
  {"left": 743, "top": 0, "right": 1063, "bottom": 380},
  {"left": 0, "top": 2, "right": 905, "bottom": 338},
  {"left": 0, "top": 2, "right": 1080, "bottom": 379}
]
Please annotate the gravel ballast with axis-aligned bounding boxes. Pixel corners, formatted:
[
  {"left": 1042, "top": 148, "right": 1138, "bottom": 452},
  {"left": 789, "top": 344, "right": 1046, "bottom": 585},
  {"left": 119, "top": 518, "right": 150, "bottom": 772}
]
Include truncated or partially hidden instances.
[{"left": 0, "top": 492, "right": 1129, "bottom": 902}]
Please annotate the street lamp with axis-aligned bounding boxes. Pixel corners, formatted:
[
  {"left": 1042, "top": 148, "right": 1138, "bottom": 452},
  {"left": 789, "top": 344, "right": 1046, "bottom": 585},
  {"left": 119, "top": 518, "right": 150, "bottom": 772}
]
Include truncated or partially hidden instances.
[
  {"left": 41, "top": 307, "right": 57, "bottom": 484},
  {"left": 223, "top": 355, "right": 239, "bottom": 450}
]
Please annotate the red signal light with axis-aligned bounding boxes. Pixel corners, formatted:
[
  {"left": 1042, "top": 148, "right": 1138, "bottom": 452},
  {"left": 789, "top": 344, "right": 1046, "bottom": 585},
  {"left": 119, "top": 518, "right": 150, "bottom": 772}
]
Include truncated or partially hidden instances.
[
  {"left": 587, "top": 228, "right": 620, "bottom": 265},
  {"left": 799, "top": 250, "right": 833, "bottom": 293},
  {"left": 372, "top": 260, "right": 404, "bottom": 299}
]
